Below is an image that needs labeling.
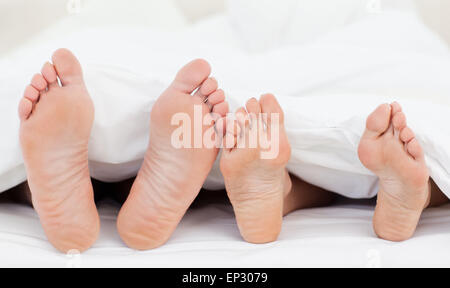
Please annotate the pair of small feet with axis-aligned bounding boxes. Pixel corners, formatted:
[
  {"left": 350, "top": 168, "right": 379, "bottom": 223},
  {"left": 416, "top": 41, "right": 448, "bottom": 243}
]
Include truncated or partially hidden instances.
[
  {"left": 223, "top": 99, "right": 438, "bottom": 244},
  {"left": 224, "top": 100, "right": 439, "bottom": 244}
]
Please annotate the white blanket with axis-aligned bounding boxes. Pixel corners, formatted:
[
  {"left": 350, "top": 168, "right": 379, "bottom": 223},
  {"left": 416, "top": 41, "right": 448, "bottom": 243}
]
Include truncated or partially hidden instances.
[
  {"left": 1, "top": 12, "right": 449, "bottom": 199},
  {"left": 1, "top": 197, "right": 450, "bottom": 267}
]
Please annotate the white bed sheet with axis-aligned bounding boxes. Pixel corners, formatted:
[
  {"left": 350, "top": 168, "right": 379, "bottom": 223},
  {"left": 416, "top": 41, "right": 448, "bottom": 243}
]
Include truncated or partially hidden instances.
[{"left": 1, "top": 196, "right": 450, "bottom": 268}]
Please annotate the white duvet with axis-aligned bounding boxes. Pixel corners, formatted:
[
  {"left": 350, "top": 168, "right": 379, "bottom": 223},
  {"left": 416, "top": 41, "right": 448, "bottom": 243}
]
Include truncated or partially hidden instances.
[{"left": 0, "top": 12, "right": 450, "bottom": 201}]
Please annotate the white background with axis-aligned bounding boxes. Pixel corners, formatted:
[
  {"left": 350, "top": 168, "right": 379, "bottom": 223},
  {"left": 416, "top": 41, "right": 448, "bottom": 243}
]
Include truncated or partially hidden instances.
[{"left": 1, "top": 0, "right": 449, "bottom": 56}]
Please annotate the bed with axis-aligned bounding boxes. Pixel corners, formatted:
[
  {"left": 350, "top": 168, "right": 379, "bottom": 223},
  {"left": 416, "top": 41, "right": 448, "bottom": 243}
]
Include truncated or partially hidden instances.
[
  {"left": 1, "top": 193, "right": 450, "bottom": 268},
  {"left": 1, "top": 0, "right": 450, "bottom": 267}
]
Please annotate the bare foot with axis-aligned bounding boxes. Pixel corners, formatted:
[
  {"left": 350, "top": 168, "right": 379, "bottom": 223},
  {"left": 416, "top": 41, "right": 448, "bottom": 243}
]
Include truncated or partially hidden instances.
[
  {"left": 358, "top": 102, "right": 430, "bottom": 241},
  {"left": 19, "top": 49, "right": 99, "bottom": 252},
  {"left": 117, "top": 59, "right": 229, "bottom": 250},
  {"left": 220, "top": 94, "right": 291, "bottom": 243}
]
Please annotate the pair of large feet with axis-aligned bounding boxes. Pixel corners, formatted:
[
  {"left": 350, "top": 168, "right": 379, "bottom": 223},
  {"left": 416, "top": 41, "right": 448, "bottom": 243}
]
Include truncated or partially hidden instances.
[
  {"left": 19, "top": 49, "right": 290, "bottom": 252},
  {"left": 19, "top": 50, "right": 230, "bottom": 251}
]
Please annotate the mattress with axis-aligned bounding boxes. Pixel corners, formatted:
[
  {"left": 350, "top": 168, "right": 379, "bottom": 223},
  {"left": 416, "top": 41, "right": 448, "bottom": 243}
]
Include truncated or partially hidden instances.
[{"left": 1, "top": 193, "right": 450, "bottom": 268}]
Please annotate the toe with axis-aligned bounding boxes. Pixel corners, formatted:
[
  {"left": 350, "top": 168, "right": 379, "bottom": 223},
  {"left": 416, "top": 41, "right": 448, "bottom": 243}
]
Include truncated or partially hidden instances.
[
  {"left": 400, "top": 127, "right": 415, "bottom": 143},
  {"left": 407, "top": 138, "right": 424, "bottom": 160},
  {"left": 207, "top": 89, "right": 225, "bottom": 105},
  {"left": 260, "top": 93, "right": 284, "bottom": 124},
  {"left": 246, "top": 97, "right": 261, "bottom": 114},
  {"left": 172, "top": 59, "right": 211, "bottom": 94},
  {"left": 214, "top": 116, "right": 227, "bottom": 137},
  {"left": 223, "top": 132, "right": 237, "bottom": 151},
  {"left": 391, "top": 101, "right": 402, "bottom": 114},
  {"left": 194, "top": 77, "right": 217, "bottom": 102},
  {"left": 31, "top": 74, "right": 47, "bottom": 91},
  {"left": 223, "top": 117, "right": 240, "bottom": 150},
  {"left": 18, "top": 98, "right": 33, "bottom": 121},
  {"left": 235, "top": 107, "right": 249, "bottom": 130},
  {"left": 364, "top": 103, "right": 392, "bottom": 139},
  {"left": 260, "top": 94, "right": 284, "bottom": 137},
  {"left": 212, "top": 101, "right": 229, "bottom": 117},
  {"left": 246, "top": 98, "right": 261, "bottom": 129},
  {"left": 200, "top": 77, "right": 218, "bottom": 96},
  {"left": 41, "top": 62, "right": 59, "bottom": 88},
  {"left": 24, "top": 85, "right": 40, "bottom": 102},
  {"left": 226, "top": 116, "right": 241, "bottom": 137},
  {"left": 392, "top": 111, "right": 407, "bottom": 131},
  {"left": 52, "top": 48, "right": 84, "bottom": 86}
]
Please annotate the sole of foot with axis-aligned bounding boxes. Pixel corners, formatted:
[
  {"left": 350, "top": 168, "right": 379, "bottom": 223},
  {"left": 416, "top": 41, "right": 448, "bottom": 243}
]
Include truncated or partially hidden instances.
[
  {"left": 220, "top": 94, "right": 292, "bottom": 244},
  {"left": 358, "top": 102, "right": 430, "bottom": 242},
  {"left": 19, "top": 49, "right": 99, "bottom": 253},
  {"left": 117, "top": 59, "right": 229, "bottom": 250}
]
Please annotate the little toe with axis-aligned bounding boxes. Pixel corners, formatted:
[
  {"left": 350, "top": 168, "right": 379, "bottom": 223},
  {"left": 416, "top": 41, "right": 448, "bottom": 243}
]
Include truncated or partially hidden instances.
[
  {"left": 226, "top": 116, "right": 241, "bottom": 137},
  {"left": 52, "top": 48, "right": 84, "bottom": 86},
  {"left": 31, "top": 74, "right": 47, "bottom": 91},
  {"left": 172, "top": 59, "right": 211, "bottom": 94},
  {"left": 207, "top": 89, "right": 225, "bottom": 105},
  {"left": 235, "top": 107, "right": 250, "bottom": 131},
  {"left": 41, "top": 62, "right": 59, "bottom": 88},
  {"left": 24, "top": 85, "right": 40, "bottom": 102},
  {"left": 364, "top": 103, "right": 392, "bottom": 139},
  {"left": 18, "top": 98, "right": 33, "bottom": 121},
  {"left": 223, "top": 132, "right": 237, "bottom": 151},
  {"left": 223, "top": 117, "right": 240, "bottom": 150},
  {"left": 400, "top": 127, "right": 415, "bottom": 143},
  {"left": 214, "top": 116, "right": 227, "bottom": 137}
]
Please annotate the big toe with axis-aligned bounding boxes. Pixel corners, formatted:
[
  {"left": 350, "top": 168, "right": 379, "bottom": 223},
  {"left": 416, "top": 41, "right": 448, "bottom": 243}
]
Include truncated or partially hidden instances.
[
  {"left": 364, "top": 103, "right": 392, "bottom": 139},
  {"left": 52, "top": 48, "right": 84, "bottom": 86},
  {"left": 260, "top": 94, "right": 285, "bottom": 131},
  {"left": 172, "top": 59, "right": 211, "bottom": 94}
]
